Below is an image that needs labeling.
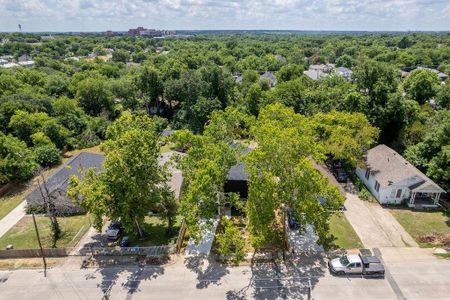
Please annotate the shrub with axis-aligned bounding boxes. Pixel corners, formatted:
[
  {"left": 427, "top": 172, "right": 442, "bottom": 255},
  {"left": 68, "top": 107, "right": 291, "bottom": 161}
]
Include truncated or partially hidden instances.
[{"left": 34, "top": 144, "right": 61, "bottom": 168}]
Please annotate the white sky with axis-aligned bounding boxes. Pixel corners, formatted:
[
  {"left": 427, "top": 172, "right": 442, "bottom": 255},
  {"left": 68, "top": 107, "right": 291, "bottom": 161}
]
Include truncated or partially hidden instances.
[{"left": 0, "top": 0, "right": 449, "bottom": 32}]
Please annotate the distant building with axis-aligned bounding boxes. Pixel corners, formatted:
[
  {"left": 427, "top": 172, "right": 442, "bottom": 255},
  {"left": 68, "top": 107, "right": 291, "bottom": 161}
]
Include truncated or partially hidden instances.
[
  {"left": 128, "top": 27, "right": 175, "bottom": 37},
  {"left": 18, "top": 54, "right": 32, "bottom": 62},
  {"left": 0, "top": 62, "right": 19, "bottom": 69},
  {"left": 17, "top": 61, "right": 35, "bottom": 68},
  {"left": 304, "top": 69, "right": 328, "bottom": 80},
  {"left": 260, "top": 71, "right": 277, "bottom": 87},
  {"left": 414, "top": 67, "right": 448, "bottom": 81},
  {"left": 335, "top": 67, "right": 353, "bottom": 80},
  {"left": 304, "top": 64, "right": 334, "bottom": 80},
  {"left": 40, "top": 35, "right": 55, "bottom": 41},
  {"left": 234, "top": 74, "right": 243, "bottom": 84}
]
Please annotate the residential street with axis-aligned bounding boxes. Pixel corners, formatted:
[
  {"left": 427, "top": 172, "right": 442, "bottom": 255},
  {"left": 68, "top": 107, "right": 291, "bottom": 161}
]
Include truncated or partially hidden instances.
[{"left": 1, "top": 246, "right": 449, "bottom": 300}]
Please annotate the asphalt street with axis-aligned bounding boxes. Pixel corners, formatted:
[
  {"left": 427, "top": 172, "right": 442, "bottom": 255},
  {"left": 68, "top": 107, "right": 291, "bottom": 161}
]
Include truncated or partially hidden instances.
[{"left": 1, "top": 247, "right": 449, "bottom": 300}]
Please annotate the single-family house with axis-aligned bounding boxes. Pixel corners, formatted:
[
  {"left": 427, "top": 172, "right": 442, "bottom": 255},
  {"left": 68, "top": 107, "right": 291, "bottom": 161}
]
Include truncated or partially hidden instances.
[
  {"left": 25, "top": 152, "right": 105, "bottom": 215},
  {"left": 356, "top": 145, "right": 445, "bottom": 208}
]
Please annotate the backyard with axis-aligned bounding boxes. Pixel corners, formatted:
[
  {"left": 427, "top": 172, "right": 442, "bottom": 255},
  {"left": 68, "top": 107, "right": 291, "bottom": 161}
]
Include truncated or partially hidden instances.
[
  {"left": 389, "top": 208, "right": 450, "bottom": 247},
  {"left": 0, "top": 215, "right": 90, "bottom": 249}
]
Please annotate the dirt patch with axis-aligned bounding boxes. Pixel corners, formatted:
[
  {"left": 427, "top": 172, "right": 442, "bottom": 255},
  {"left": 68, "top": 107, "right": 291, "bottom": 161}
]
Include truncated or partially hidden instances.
[
  {"left": 0, "top": 257, "right": 65, "bottom": 269},
  {"left": 418, "top": 233, "right": 450, "bottom": 247}
]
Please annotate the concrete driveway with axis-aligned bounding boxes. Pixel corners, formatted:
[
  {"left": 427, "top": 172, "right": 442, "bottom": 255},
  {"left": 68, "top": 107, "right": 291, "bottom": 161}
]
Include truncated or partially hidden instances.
[
  {"left": 344, "top": 192, "right": 418, "bottom": 248},
  {"left": 0, "top": 201, "right": 26, "bottom": 239}
]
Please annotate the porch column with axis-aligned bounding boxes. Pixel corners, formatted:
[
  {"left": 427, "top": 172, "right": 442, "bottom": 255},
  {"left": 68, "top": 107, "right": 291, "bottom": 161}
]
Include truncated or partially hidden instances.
[
  {"left": 434, "top": 193, "right": 441, "bottom": 205},
  {"left": 410, "top": 192, "right": 416, "bottom": 205}
]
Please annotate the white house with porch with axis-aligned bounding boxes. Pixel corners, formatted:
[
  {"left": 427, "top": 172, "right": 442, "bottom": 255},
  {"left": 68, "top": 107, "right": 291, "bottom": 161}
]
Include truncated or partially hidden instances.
[{"left": 356, "top": 145, "right": 445, "bottom": 208}]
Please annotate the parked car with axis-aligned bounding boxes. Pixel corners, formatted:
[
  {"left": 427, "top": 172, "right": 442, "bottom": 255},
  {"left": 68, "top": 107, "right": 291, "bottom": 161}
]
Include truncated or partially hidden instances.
[
  {"left": 328, "top": 254, "right": 385, "bottom": 276},
  {"left": 106, "top": 228, "right": 120, "bottom": 240},
  {"left": 106, "top": 220, "right": 123, "bottom": 240},
  {"left": 287, "top": 208, "right": 300, "bottom": 230},
  {"left": 333, "top": 168, "right": 348, "bottom": 183},
  {"left": 120, "top": 236, "right": 130, "bottom": 247}
]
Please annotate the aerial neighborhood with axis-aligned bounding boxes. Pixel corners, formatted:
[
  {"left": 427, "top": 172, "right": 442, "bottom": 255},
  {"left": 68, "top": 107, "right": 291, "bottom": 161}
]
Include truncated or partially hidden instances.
[{"left": 0, "top": 24, "right": 449, "bottom": 299}]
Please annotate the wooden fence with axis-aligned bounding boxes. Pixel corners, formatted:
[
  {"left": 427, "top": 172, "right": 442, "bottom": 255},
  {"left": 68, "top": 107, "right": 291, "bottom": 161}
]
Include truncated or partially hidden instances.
[
  {"left": 175, "top": 218, "right": 187, "bottom": 254},
  {"left": 0, "top": 248, "right": 67, "bottom": 259}
]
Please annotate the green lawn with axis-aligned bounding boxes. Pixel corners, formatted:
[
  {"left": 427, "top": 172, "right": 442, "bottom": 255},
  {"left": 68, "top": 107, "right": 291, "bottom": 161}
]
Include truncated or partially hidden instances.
[
  {"left": 328, "top": 213, "right": 363, "bottom": 250},
  {"left": 0, "top": 185, "right": 28, "bottom": 220},
  {"left": 128, "top": 215, "right": 183, "bottom": 247},
  {"left": 0, "top": 215, "right": 90, "bottom": 249},
  {"left": 389, "top": 208, "right": 450, "bottom": 247}
]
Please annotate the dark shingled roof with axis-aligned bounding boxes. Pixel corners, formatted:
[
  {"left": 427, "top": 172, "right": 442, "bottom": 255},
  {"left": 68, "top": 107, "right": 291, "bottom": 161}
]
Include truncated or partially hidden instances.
[
  {"left": 25, "top": 152, "right": 105, "bottom": 215},
  {"left": 227, "top": 147, "right": 252, "bottom": 181}
]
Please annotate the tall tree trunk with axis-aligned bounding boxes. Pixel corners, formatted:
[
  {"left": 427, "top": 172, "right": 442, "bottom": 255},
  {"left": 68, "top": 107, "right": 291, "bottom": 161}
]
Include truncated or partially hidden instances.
[{"left": 135, "top": 217, "right": 143, "bottom": 238}]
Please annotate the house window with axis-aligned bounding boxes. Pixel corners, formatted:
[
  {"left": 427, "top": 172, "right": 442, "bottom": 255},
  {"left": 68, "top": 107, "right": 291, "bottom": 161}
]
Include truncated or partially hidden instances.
[
  {"left": 396, "top": 189, "right": 402, "bottom": 198},
  {"left": 365, "top": 169, "right": 370, "bottom": 180},
  {"left": 374, "top": 181, "right": 380, "bottom": 192}
]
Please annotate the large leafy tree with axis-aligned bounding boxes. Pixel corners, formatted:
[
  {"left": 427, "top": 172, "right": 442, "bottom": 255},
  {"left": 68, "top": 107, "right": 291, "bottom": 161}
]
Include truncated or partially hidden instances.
[
  {"left": 0, "top": 132, "right": 37, "bottom": 184},
  {"left": 403, "top": 69, "right": 440, "bottom": 105},
  {"left": 405, "top": 110, "right": 450, "bottom": 189},
  {"left": 245, "top": 104, "right": 347, "bottom": 247},
  {"left": 68, "top": 112, "right": 174, "bottom": 236}
]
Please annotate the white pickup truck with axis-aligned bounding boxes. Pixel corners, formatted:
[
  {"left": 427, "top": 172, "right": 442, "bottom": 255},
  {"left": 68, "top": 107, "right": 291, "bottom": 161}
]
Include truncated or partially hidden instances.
[{"left": 328, "top": 254, "right": 385, "bottom": 276}]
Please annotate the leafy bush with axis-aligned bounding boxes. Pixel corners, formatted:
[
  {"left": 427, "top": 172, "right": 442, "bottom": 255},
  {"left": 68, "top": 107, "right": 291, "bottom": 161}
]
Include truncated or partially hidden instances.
[
  {"left": 216, "top": 217, "right": 245, "bottom": 265},
  {"left": 34, "top": 144, "right": 61, "bottom": 167}
]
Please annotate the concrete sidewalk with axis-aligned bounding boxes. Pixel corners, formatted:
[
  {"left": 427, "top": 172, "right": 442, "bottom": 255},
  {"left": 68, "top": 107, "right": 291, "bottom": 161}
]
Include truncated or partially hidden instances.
[
  {"left": 0, "top": 201, "right": 26, "bottom": 238},
  {"left": 344, "top": 193, "right": 418, "bottom": 248}
]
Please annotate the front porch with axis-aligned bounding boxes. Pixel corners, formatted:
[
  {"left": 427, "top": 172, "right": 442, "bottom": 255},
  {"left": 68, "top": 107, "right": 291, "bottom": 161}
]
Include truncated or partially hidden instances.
[{"left": 408, "top": 191, "right": 441, "bottom": 210}]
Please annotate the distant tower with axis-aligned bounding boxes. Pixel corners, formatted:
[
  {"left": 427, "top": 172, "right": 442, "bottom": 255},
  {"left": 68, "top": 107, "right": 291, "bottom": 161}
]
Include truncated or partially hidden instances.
[{"left": 18, "top": 24, "right": 22, "bottom": 33}]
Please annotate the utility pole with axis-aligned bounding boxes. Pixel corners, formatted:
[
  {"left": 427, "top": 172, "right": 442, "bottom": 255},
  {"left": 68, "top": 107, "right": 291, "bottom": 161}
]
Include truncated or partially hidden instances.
[
  {"left": 281, "top": 203, "right": 286, "bottom": 261},
  {"left": 32, "top": 212, "right": 47, "bottom": 277}
]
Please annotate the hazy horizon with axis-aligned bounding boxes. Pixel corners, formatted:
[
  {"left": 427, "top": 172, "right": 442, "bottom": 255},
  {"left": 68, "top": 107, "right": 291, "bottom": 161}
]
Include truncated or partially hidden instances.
[{"left": 0, "top": 0, "right": 449, "bottom": 33}]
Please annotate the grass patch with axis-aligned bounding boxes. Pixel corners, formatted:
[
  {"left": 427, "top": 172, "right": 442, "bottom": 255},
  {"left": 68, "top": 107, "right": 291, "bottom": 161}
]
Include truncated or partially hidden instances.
[
  {"left": 389, "top": 208, "right": 450, "bottom": 247},
  {"left": 328, "top": 213, "right": 363, "bottom": 250},
  {"left": 127, "top": 215, "right": 183, "bottom": 247},
  {"left": 0, "top": 257, "right": 65, "bottom": 270},
  {"left": 434, "top": 253, "right": 450, "bottom": 260},
  {"left": 0, "top": 184, "right": 27, "bottom": 220},
  {"left": 0, "top": 215, "right": 90, "bottom": 249}
]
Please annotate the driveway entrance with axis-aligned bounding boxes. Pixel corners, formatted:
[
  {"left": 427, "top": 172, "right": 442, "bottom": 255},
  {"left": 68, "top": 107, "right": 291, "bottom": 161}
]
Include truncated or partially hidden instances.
[{"left": 344, "top": 193, "right": 418, "bottom": 248}]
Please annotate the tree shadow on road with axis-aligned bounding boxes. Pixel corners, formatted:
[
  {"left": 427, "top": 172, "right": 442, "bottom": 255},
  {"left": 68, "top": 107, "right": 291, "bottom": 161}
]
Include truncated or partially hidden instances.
[
  {"left": 184, "top": 254, "right": 230, "bottom": 289},
  {"left": 83, "top": 257, "right": 165, "bottom": 298},
  {"left": 226, "top": 252, "right": 326, "bottom": 300}
]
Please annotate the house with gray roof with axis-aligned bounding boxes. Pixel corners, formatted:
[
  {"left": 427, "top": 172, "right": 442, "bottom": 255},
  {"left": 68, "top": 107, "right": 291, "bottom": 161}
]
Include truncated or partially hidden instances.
[
  {"left": 356, "top": 145, "right": 445, "bottom": 208},
  {"left": 260, "top": 71, "right": 277, "bottom": 87},
  {"left": 335, "top": 67, "right": 353, "bottom": 80},
  {"left": 25, "top": 152, "right": 105, "bottom": 215}
]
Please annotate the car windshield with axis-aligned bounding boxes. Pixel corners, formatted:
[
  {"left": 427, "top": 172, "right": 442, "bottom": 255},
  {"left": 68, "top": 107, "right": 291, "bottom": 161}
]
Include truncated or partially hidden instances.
[{"left": 339, "top": 256, "right": 350, "bottom": 265}]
